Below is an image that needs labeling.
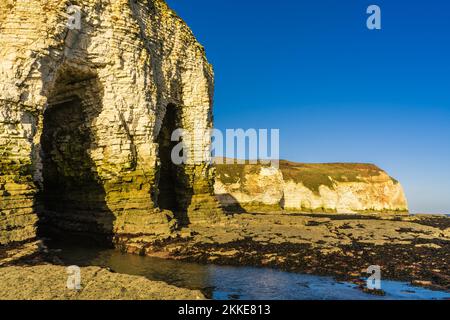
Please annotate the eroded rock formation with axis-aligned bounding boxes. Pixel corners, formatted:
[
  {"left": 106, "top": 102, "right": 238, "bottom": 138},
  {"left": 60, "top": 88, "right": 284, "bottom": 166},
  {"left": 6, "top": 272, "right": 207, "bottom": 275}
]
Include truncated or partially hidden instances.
[
  {"left": 215, "top": 161, "right": 409, "bottom": 214},
  {"left": 0, "top": 0, "right": 221, "bottom": 250}
]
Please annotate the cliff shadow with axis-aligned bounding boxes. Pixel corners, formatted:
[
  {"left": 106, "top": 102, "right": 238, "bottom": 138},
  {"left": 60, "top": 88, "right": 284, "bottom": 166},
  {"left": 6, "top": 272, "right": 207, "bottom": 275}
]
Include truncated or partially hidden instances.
[{"left": 215, "top": 193, "right": 247, "bottom": 214}]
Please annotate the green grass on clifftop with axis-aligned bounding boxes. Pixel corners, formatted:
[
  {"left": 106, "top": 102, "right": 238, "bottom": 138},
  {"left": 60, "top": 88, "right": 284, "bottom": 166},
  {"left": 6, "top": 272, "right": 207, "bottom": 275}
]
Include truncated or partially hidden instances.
[
  {"left": 215, "top": 159, "right": 397, "bottom": 195},
  {"left": 279, "top": 161, "right": 388, "bottom": 194}
]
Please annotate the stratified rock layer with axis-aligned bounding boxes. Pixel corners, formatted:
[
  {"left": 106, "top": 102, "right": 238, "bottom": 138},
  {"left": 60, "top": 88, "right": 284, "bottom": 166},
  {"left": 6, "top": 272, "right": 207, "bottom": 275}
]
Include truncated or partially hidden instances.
[
  {"left": 215, "top": 161, "right": 408, "bottom": 214},
  {"left": 0, "top": 0, "right": 222, "bottom": 249}
]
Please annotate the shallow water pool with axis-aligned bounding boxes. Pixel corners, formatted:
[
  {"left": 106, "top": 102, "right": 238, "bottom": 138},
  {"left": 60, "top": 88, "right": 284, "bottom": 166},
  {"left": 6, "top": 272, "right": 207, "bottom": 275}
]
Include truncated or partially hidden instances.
[{"left": 48, "top": 242, "right": 450, "bottom": 300}]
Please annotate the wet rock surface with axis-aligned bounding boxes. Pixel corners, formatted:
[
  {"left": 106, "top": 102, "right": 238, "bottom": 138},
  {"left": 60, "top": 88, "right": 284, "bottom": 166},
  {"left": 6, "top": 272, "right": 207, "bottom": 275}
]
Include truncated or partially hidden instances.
[
  {"left": 139, "top": 213, "right": 450, "bottom": 292},
  {"left": 1, "top": 213, "right": 448, "bottom": 299},
  {"left": 0, "top": 264, "right": 205, "bottom": 300}
]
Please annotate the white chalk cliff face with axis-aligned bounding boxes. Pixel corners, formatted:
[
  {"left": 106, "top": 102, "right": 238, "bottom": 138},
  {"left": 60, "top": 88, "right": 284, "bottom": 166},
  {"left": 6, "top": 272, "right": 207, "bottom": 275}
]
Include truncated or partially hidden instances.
[
  {"left": 0, "top": 0, "right": 221, "bottom": 248},
  {"left": 214, "top": 161, "right": 408, "bottom": 214},
  {"left": 214, "top": 165, "right": 284, "bottom": 212}
]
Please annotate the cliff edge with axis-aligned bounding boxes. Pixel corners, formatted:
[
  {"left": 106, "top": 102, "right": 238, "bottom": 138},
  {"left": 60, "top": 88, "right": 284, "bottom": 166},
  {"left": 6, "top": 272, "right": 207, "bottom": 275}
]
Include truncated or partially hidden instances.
[{"left": 214, "top": 160, "right": 408, "bottom": 214}]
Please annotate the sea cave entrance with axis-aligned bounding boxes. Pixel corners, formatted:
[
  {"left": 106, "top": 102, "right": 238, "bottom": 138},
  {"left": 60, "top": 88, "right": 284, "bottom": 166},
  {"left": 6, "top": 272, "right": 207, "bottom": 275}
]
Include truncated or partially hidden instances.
[
  {"left": 37, "top": 76, "right": 114, "bottom": 245},
  {"left": 157, "top": 104, "right": 180, "bottom": 214}
]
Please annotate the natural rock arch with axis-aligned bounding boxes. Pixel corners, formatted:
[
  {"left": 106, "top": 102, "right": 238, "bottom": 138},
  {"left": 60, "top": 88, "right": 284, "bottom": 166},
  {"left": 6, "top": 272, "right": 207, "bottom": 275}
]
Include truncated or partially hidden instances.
[
  {"left": 0, "top": 0, "right": 222, "bottom": 252},
  {"left": 37, "top": 67, "right": 116, "bottom": 243}
]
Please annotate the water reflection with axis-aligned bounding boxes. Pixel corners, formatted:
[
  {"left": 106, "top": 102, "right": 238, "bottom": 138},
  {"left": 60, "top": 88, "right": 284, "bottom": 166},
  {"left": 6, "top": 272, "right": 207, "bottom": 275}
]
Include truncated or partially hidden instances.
[{"left": 47, "top": 241, "right": 450, "bottom": 300}]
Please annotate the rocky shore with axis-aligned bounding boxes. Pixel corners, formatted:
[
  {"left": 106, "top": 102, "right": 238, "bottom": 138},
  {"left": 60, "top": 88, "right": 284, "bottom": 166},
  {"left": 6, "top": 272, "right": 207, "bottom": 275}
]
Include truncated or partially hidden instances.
[
  {"left": 1, "top": 213, "right": 448, "bottom": 299},
  {"left": 1, "top": 0, "right": 447, "bottom": 301},
  {"left": 123, "top": 213, "right": 450, "bottom": 293},
  {"left": 0, "top": 265, "right": 205, "bottom": 300}
]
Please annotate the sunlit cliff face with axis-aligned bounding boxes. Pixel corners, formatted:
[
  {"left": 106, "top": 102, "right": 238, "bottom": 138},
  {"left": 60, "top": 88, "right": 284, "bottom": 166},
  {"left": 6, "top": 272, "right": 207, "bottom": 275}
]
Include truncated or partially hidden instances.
[{"left": 0, "top": 0, "right": 221, "bottom": 248}]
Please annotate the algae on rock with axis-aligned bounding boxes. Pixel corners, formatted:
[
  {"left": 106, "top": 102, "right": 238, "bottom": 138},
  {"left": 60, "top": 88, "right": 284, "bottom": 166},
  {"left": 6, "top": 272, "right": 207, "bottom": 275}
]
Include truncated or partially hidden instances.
[{"left": 0, "top": 0, "right": 222, "bottom": 253}]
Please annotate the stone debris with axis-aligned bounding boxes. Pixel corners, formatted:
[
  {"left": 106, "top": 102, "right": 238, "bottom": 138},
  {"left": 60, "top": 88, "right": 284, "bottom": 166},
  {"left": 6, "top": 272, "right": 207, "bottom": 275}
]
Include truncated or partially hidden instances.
[{"left": 173, "top": 214, "right": 449, "bottom": 291}]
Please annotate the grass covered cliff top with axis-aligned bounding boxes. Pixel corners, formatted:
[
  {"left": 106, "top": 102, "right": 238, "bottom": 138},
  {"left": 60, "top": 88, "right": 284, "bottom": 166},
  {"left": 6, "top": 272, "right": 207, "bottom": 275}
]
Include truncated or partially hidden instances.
[
  {"left": 215, "top": 159, "right": 399, "bottom": 193},
  {"left": 279, "top": 161, "right": 398, "bottom": 193}
]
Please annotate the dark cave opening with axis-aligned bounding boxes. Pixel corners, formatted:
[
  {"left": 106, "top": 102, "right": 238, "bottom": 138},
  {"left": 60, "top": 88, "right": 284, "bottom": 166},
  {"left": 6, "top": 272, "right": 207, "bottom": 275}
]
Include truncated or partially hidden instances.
[
  {"left": 157, "top": 104, "right": 180, "bottom": 214},
  {"left": 38, "top": 95, "right": 114, "bottom": 245}
]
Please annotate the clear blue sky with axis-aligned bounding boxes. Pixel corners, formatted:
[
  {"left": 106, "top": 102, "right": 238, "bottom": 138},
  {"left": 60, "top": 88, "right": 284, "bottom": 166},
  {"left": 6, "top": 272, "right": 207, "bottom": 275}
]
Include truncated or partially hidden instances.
[{"left": 166, "top": 0, "right": 450, "bottom": 214}]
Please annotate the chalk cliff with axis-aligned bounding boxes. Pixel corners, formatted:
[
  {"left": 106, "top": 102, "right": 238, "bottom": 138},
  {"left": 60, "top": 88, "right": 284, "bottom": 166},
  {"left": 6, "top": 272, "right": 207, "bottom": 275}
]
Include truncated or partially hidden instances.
[
  {"left": 215, "top": 161, "right": 408, "bottom": 214},
  {"left": 0, "top": 0, "right": 221, "bottom": 251}
]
